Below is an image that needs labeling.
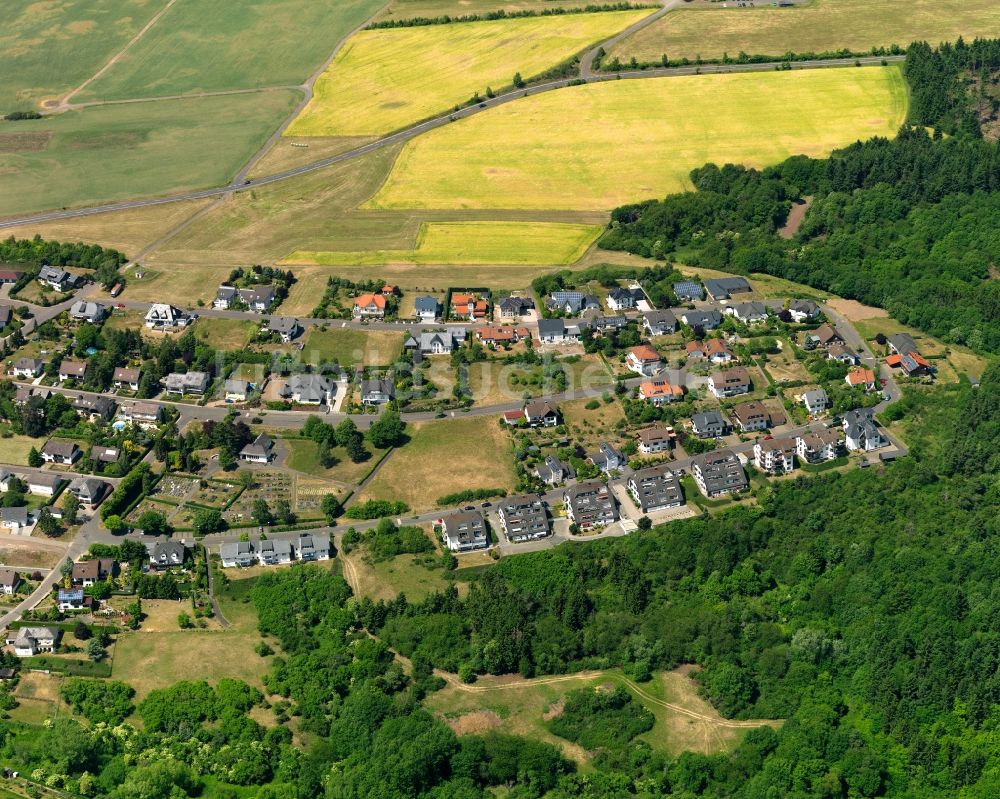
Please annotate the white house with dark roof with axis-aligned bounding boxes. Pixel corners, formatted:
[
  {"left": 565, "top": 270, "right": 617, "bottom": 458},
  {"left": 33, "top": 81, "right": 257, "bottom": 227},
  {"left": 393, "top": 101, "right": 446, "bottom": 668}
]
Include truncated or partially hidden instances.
[
  {"left": 280, "top": 373, "right": 334, "bottom": 406},
  {"left": 240, "top": 433, "right": 274, "bottom": 463},
  {"left": 38, "top": 265, "right": 73, "bottom": 291},
  {"left": 9, "top": 626, "right": 60, "bottom": 657},
  {"left": 225, "top": 379, "right": 251, "bottom": 402},
  {"left": 145, "top": 304, "right": 191, "bottom": 330},
  {"left": 11, "top": 358, "right": 44, "bottom": 378},
  {"left": 113, "top": 367, "right": 141, "bottom": 391},
  {"left": 41, "top": 439, "right": 80, "bottom": 465},
  {"left": 439, "top": 510, "right": 489, "bottom": 552},
  {"left": 268, "top": 316, "right": 301, "bottom": 343},
  {"left": 628, "top": 464, "right": 684, "bottom": 513},
  {"left": 414, "top": 296, "right": 441, "bottom": 321},
  {"left": 69, "top": 300, "right": 106, "bottom": 323}
]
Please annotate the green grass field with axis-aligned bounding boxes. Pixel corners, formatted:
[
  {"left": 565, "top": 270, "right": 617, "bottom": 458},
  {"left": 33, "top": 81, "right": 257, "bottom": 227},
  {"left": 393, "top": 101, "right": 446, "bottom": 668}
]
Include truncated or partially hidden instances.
[
  {"left": 368, "top": 66, "right": 907, "bottom": 211},
  {"left": 302, "top": 328, "right": 405, "bottom": 367},
  {"left": 285, "top": 438, "right": 389, "bottom": 486},
  {"left": 0, "top": 90, "right": 299, "bottom": 216},
  {"left": 77, "top": 0, "right": 387, "bottom": 101},
  {"left": 284, "top": 221, "right": 601, "bottom": 266},
  {"left": 0, "top": 0, "right": 163, "bottom": 113},
  {"left": 607, "top": 0, "right": 1000, "bottom": 64},
  {"left": 286, "top": 10, "right": 650, "bottom": 136}
]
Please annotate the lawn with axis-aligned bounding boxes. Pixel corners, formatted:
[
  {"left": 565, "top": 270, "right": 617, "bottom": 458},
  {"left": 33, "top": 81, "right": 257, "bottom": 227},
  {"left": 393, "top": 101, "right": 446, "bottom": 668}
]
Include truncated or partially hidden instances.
[
  {"left": 607, "top": 0, "right": 1000, "bottom": 63},
  {"left": 284, "top": 221, "right": 601, "bottom": 266},
  {"left": 285, "top": 9, "right": 651, "bottom": 136},
  {"left": 76, "top": 0, "right": 387, "bottom": 101},
  {"left": 358, "top": 416, "right": 517, "bottom": 512},
  {"left": 285, "top": 437, "right": 388, "bottom": 487},
  {"left": 108, "top": 263, "right": 234, "bottom": 306},
  {"left": 342, "top": 537, "right": 452, "bottom": 602},
  {"left": 192, "top": 317, "right": 257, "bottom": 350},
  {"left": 368, "top": 66, "right": 907, "bottom": 211},
  {"left": 467, "top": 355, "right": 612, "bottom": 408},
  {"left": 0, "top": 0, "right": 164, "bottom": 113},
  {"left": 303, "top": 327, "right": 404, "bottom": 367},
  {"left": 0, "top": 434, "right": 38, "bottom": 467},
  {"left": 0, "top": 91, "right": 300, "bottom": 217},
  {"left": 560, "top": 396, "right": 627, "bottom": 450}
]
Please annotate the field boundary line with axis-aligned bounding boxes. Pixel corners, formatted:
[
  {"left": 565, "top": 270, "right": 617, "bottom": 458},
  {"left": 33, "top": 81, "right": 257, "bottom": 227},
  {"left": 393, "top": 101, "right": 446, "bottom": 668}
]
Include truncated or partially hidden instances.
[{"left": 63, "top": 85, "right": 302, "bottom": 112}]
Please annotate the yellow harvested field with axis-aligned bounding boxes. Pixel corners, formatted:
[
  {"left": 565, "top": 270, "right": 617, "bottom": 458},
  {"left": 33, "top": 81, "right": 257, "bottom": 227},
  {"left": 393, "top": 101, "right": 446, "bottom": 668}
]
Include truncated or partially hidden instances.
[
  {"left": 368, "top": 66, "right": 907, "bottom": 211},
  {"left": 285, "top": 10, "right": 651, "bottom": 136},
  {"left": 283, "top": 221, "right": 601, "bottom": 266}
]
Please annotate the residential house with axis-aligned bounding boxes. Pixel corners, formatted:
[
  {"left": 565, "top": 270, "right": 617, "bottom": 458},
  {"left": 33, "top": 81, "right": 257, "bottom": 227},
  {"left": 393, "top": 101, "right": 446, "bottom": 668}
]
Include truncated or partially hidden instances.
[
  {"left": 220, "top": 541, "right": 255, "bottom": 568},
  {"left": 280, "top": 373, "right": 334, "bottom": 406},
  {"left": 523, "top": 400, "right": 560, "bottom": 427},
  {"left": 638, "top": 380, "right": 684, "bottom": 405},
  {"left": 72, "top": 394, "right": 116, "bottom": 422},
  {"left": 69, "top": 300, "right": 106, "bottom": 323},
  {"left": 679, "top": 309, "right": 723, "bottom": 330},
  {"left": 113, "top": 367, "right": 141, "bottom": 391},
  {"left": 119, "top": 401, "right": 163, "bottom": 429},
  {"left": 11, "top": 358, "right": 43, "bottom": 378},
  {"left": 238, "top": 286, "right": 277, "bottom": 312},
  {"left": 534, "top": 455, "right": 573, "bottom": 486},
  {"left": 382, "top": 285, "right": 399, "bottom": 297},
  {"left": 496, "top": 495, "right": 550, "bottom": 542},
  {"left": 0, "top": 269, "right": 23, "bottom": 284},
  {"left": 709, "top": 367, "right": 752, "bottom": 399},
  {"left": 91, "top": 445, "right": 120, "bottom": 465},
  {"left": 41, "top": 439, "right": 80, "bottom": 465},
  {"left": 0, "top": 507, "right": 31, "bottom": 533},
  {"left": 796, "top": 430, "right": 844, "bottom": 464},
  {"left": 476, "top": 325, "right": 529, "bottom": 347},
  {"left": 887, "top": 333, "right": 919, "bottom": 357},
  {"left": 240, "top": 433, "right": 274, "bottom": 463},
  {"left": 626, "top": 345, "right": 662, "bottom": 376},
  {"left": 812, "top": 323, "right": 844, "bottom": 348},
  {"left": 691, "top": 449, "right": 748, "bottom": 497},
  {"left": 536, "top": 318, "right": 585, "bottom": 345},
  {"left": 564, "top": 481, "right": 618, "bottom": 529},
  {"left": 163, "top": 371, "right": 210, "bottom": 396},
  {"left": 606, "top": 286, "right": 644, "bottom": 312},
  {"left": 686, "top": 338, "right": 733, "bottom": 364},
  {"left": 9, "top": 626, "right": 60, "bottom": 657},
  {"left": 0, "top": 570, "right": 21, "bottom": 595},
  {"left": 38, "top": 265, "right": 74, "bottom": 291},
  {"left": 673, "top": 281, "right": 704, "bottom": 302},
  {"left": 439, "top": 511, "right": 489, "bottom": 552},
  {"left": 827, "top": 343, "right": 860, "bottom": 365},
  {"left": 57, "top": 588, "right": 88, "bottom": 611},
  {"left": 753, "top": 438, "right": 798, "bottom": 474},
  {"left": 800, "top": 388, "right": 830, "bottom": 415},
  {"left": 546, "top": 291, "right": 599, "bottom": 315},
  {"left": 846, "top": 368, "right": 878, "bottom": 391},
  {"left": 292, "top": 535, "right": 325, "bottom": 562},
  {"left": 691, "top": 410, "right": 729, "bottom": 438},
  {"left": 725, "top": 301, "right": 768, "bottom": 324},
  {"left": 225, "top": 379, "right": 251, "bottom": 402},
  {"left": 704, "top": 277, "right": 752, "bottom": 301},
  {"left": 58, "top": 361, "right": 87, "bottom": 382},
  {"left": 72, "top": 558, "right": 116, "bottom": 587},
  {"left": 27, "top": 473, "right": 64, "bottom": 497},
  {"left": 843, "top": 408, "right": 887, "bottom": 451},
  {"left": 14, "top": 386, "right": 49, "bottom": 405},
  {"left": 268, "top": 316, "right": 301, "bottom": 343},
  {"left": 628, "top": 464, "right": 684, "bottom": 513},
  {"left": 730, "top": 400, "right": 774, "bottom": 433},
  {"left": 636, "top": 426, "right": 674, "bottom": 454},
  {"left": 643, "top": 310, "right": 678, "bottom": 336},
  {"left": 68, "top": 477, "right": 107, "bottom": 507},
  {"left": 361, "top": 378, "right": 394, "bottom": 406},
  {"left": 886, "top": 351, "right": 932, "bottom": 377},
  {"left": 788, "top": 299, "right": 820, "bottom": 322},
  {"left": 588, "top": 443, "right": 624, "bottom": 474},
  {"left": 145, "top": 303, "right": 191, "bottom": 330},
  {"left": 353, "top": 293, "right": 387, "bottom": 319},
  {"left": 257, "top": 539, "right": 293, "bottom": 565},
  {"left": 419, "top": 328, "right": 466, "bottom": 354},
  {"left": 0, "top": 304, "right": 10, "bottom": 328},
  {"left": 414, "top": 296, "right": 441, "bottom": 321},
  {"left": 148, "top": 541, "right": 187, "bottom": 570},
  {"left": 214, "top": 285, "right": 238, "bottom": 309},
  {"left": 496, "top": 296, "right": 533, "bottom": 319},
  {"left": 451, "top": 293, "right": 488, "bottom": 321}
]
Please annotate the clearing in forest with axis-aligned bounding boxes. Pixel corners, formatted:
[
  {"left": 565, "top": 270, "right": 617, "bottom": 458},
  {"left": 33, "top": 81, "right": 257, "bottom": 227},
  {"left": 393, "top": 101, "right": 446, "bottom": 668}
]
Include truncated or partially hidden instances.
[
  {"left": 285, "top": 9, "right": 651, "bottom": 136},
  {"left": 368, "top": 66, "right": 908, "bottom": 211},
  {"left": 283, "top": 221, "right": 601, "bottom": 266},
  {"left": 606, "top": 0, "right": 1000, "bottom": 64}
]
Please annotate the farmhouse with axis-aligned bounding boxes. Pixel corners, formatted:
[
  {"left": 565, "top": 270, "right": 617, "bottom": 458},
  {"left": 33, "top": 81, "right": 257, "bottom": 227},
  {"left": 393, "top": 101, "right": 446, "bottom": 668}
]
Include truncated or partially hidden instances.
[
  {"left": 679, "top": 309, "right": 723, "bottom": 330},
  {"left": 643, "top": 310, "right": 678, "bottom": 336},
  {"left": 11, "top": 358, "right": 44, "bottom": 378},
  {"left": 534, "top": 455, "right": 573, "bottom": 485},
  {"left": 730, "top": 401, "right": 775, "bottom": 433},
  {"left": 439, "top": 511, "right": 488, "bottom": 552},
  {"left": 145, "top": 304, "right": 191, "bottom": 330},
  {"left": 626, "top": 345, "right": 662, "bottom": 376},
  {"left": 58, "top": 361, "right": 86, "bottom": 382},
  {"left": 724, "top": 301, "right": 768, "bottom": 324},
  {"left": 686, "top": 338, "right": 733, "bottom": 364},
  {"left": 691, "top": 449, "right": 748, "bottom": 498},
  {"left": 113, "top": 367, "right": 141, "bottom": 391},
  {"left": 268, "top": 316, "right": 301, "bottom": 342},
  {"left": 225, "top": 379, "right": 251, "bottom": 402},
  {"left": 638, "top": 380, "right": 684, "bottom": 405},
  {"left": 628, "top": 464, "right": 684, "bottom": 513},
  {"left": 800, "top": 388, "right": 830, "bottom": 415},
  {"left": 673, "top": 281, "right": 703, "bottom": 302},
  {"left": 564, "top": 481, "right": 617, "bottom": 529},
  {"left": 361, "top": 378, "right": 394, "bottom": 406},
  {"left": 69, "top": 300, "right": 106, "bottom": 323},
  {"left": 240, "top": 433, "right": 274, "bottom": 463},
  {"left": 636, "top": 426, "right": 674, "bottom": 454},
  {"left": 9, "top": 626, "right": 60, "bottom": 657},
  {"left": 709, "top": 367, "right": 751, "bottom": 399},
  {"left": 41, "top": 439, "right": 80, "bottom": 465},
  {"left": 414, "top": 296, "right": 441, "bottom": 321},
  {"left": 788, "top": 299, "right": 820, "bottom": 322},
  {"left": 280, "top": 373, "right": 334, "bottom": 406},
  {"left": 691, "top": 410, "right": 729, "bottom": 438},
  {"left": 496, "top": 495, "right": 550, "bottom": 542},
  {"left": 846, "top": 368, "right": 878, "bottom": 391},
  {"left": 753, "top": 438, "right": 798, "bottom": 474},
  {"left": 163, "top": 371, "right": 210, "bottom": 396},
  {"left": 796, "top": 430, "right": 844, "bottom": 464},
  {"left": 353, "top": 293, "right": 387, "bottom": 319}
]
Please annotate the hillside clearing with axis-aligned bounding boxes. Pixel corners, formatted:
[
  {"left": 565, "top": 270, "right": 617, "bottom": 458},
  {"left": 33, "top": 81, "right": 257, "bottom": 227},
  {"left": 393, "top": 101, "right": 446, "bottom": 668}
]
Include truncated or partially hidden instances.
[{"left": 368, "top": 66, "right": 907, "bottom": 211}]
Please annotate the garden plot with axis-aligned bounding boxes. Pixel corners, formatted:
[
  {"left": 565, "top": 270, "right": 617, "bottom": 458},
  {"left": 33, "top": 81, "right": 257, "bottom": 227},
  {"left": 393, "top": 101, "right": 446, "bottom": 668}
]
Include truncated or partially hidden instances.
[{"left": 224, "top": 471, "right": 293, "bottom": 526}]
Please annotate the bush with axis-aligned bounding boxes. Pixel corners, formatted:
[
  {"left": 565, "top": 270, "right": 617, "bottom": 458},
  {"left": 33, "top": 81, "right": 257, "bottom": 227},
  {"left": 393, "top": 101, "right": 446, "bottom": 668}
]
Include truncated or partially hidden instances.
[
  {"left": 547, "top": 686, "right": 654, "bottom": 752},
  {"left": 435, "top": 487, "right": 507, "bottom": 506},
  {"left": 344, "top": 499, "right": 409, "bottom": 520}
]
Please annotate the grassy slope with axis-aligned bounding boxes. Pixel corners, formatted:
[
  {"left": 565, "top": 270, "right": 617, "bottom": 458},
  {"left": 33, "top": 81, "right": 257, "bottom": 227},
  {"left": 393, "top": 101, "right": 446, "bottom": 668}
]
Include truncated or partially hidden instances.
[
  {"left": 0, "top": 90, "right": 300, "bottom": 216},
  {"left": 368, "top": 66, "right": 908, "bottom": 211},
  {"left": 0, "top": 0, "right": 163, "bottom": 112},
  {"left": 284, "top": 221, "right": 602, "bottom": 265},
  {"left": 77, "top": 0, "right": 387, "bottom": 101},
  {"left": 286, "top": 9, "right": 651, "bottom": 136},
  {"left": 608, "top": 0, "right": 1000, "bottom": 63}
]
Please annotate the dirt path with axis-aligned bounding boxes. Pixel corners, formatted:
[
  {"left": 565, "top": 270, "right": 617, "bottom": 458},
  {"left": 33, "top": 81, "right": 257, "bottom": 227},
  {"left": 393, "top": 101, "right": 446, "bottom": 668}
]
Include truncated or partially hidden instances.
[
  {"left": 62, "top": 84, "right": 301, "bottom": 112},
  {"left": 779, "top": 196, "right": 813, "bottom": 239},
  {"left": 54, "top": 0, "right": 181, "bottom": 111},
  {"left": 339, "top": 548, "right": 361, "bottom": 595}
]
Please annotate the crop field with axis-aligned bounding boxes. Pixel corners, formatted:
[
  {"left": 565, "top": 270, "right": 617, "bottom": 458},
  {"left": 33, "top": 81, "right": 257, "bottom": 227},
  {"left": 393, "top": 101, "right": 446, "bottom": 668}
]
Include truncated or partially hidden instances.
[
  {"left": 368, "top": 66, "right": 907, "bottom": 211},
  {"left": 607, "top": 0, "right": 1000, "bottom": 64},
  {"left": 0, "top": 91, "right": 299, "bottom": 217},
  {"left": 375, "top": 0, "right": 601, "bottom": 22},
  {"left": 284, "top": 221, "right": 601, "bottom": 266},
  {"left": 286, "top": 9, "right": 651, "bottom": 136},
  {"left": 77, "top": 0, "right": 387, "bottom": 101},
  {"left": 358, "top": 416, "right": 517, "bottom": 512},
  {"left": 0, "top": 0, "right": 163, "bottom": 113}
]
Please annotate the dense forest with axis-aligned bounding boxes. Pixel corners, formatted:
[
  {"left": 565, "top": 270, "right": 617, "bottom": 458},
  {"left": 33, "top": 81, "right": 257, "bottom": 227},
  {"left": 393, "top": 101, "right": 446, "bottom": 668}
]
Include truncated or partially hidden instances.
[{"left": 600, "top": 39, "right": 1000, "bottom": 354}]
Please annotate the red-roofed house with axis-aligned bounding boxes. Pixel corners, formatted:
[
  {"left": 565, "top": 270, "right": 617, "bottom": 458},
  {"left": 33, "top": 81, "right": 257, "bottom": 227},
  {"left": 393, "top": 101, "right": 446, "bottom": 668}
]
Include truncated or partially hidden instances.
[
  {"left": 846, "top": 368, "right": 877, "bottom": 391},
  {"left": 626, "top": 345, "right": 662, "bottom": 376},
  {"left": 353, "top": 293, "right": 386, "bottom": 319},
  {"left": 638, "top": 380, "right": 684, "bottom": 405}
]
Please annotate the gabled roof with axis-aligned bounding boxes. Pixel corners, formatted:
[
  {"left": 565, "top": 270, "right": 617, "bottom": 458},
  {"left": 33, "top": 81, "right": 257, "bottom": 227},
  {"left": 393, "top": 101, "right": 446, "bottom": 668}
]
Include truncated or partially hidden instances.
[
  {"left": 628, "top": 345, "right": 661, "bottom": 363},
  {"left": 847, "top": 368, "right": 876, "bottom": 386},
  {"left": 354, "top": 293, "right": 386, "bottom": 309}
]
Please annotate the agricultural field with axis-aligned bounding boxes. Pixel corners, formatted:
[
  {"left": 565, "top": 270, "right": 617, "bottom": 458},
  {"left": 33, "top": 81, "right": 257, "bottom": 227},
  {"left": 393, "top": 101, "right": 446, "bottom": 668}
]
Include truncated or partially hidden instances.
[
  {"left": 284, "top": 221, "right": 602, "bottom": 266},
  {"left": 607, "top": 0, "right": 1000, "bottom": 64},
  {"left": 358, "top": 416, "right": 517, "bottom": 512},
  {"left": 374, "top": 0, "right": 601, "bottom": 21},
  {"left": 76, "top": 0, "right": 387, "bottom": 101},
  {"left": 0, "top": 91, "right": 300, "bottom": 217},
  {"left": 368, "top": 66, "right": 907, "bottom": 211},
  {"left": 0, "top": 0, "right": 163, "bottom": 113},
  {"left": 286, "top": 9, "right": 651, "bottom": 136}
]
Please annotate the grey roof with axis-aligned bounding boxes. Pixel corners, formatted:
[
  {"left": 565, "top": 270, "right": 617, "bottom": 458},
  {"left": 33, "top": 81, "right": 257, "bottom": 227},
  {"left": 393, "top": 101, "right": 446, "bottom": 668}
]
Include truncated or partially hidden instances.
[
  {"left": 588, "top": 315, "right": 628, "bottom": 330},
  {"left": 361, "top": 378, "right": 394, "bottom": 399},
  {"left": 704, "top": 277, "right": 752, "bottom": 299},
  {"left": 42, "top": 439, "right": 78, "bottom": 458},
  {"left": 802, "top": 388, "right": 829, "bottom": 405},
  {"left": 268, "top": 316, "right": 300, "bottom": 335},
  {"left": 441, "top": 511, "right": 487, "bottom": 545},
  {"left": 69, "top": 300, "right": 106, "bottom": 321},
  {"left": 680, "top": 309, "right": 723, "bottom": 329},
  {"left": 72, "top": 394, "right": 116, "bottom": 418},
  {"left": 691, "top": 410, "right": 728, "bottom": 431},
  {"left": 497, "top": 495, "right": 549, "bottom": 537},
  {"left": 730, "top": 301, "right": 768, "bottom": 319},
  {"left": 39, "top": 265, "right": 70, "bottom": 284},
  {"left": 629, "top": 463, "right": 684, "bottom": 512},
  {"left": 280, "top": 373, "right": 333, "bottom": 403},
  {"left": 149, "top": 540, "right": 187, "bottom": 563},
  {"left": 0, "top": 569, "right": 20, "bottom": 588},
  {"left": 536, "top": 318, "right": 567, "bottom": 338},
  {"left": 240, "top": 433, "right": 273, "bottom": 458},
  {"left": 888, "top": 333, "right": 919, "bottom": 355},
  {"left": 225, "top": 378, "right": 251, "bottom": 394},
  {"left": 789, "top": 299, "right": 819, "bottom": 316},
  {"left": 414, "top": 296, "right": 440, "bottom": 313},
  {"left": 68, "top": 477, "right": 106, "bottom": 501},
  {"left": 692, "top": 449, "right": 748, "bottom": 494},
  {"left": 673, "top": 281, "right": 704, "bottom": 300},
  {"left": 28, "top": 473, "right": 64, "bottom": 489},
  {"left": 643, "top": 309, "right": 678, "bottom": 331},
  {"left": 216, "top": 285, "right": 237, "bottom": 301},
  {"left": 0, "top": 507, "right": 28, "bottom": 525},
  {"left": 0, "top": 304, "right": 10, "bottom": 325},
  {"left": 13, "top": 357, "right": 43, "bottom": 372},
  {"left": 498, "top": 296, "right": 533, "bottom": 313}
]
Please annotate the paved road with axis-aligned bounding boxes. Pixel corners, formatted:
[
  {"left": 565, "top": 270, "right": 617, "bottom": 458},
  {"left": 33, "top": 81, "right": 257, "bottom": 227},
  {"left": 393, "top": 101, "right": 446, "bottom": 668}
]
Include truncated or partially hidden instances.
[{"left": 580, "top": 0, "right": 681, "bottom": 78}]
